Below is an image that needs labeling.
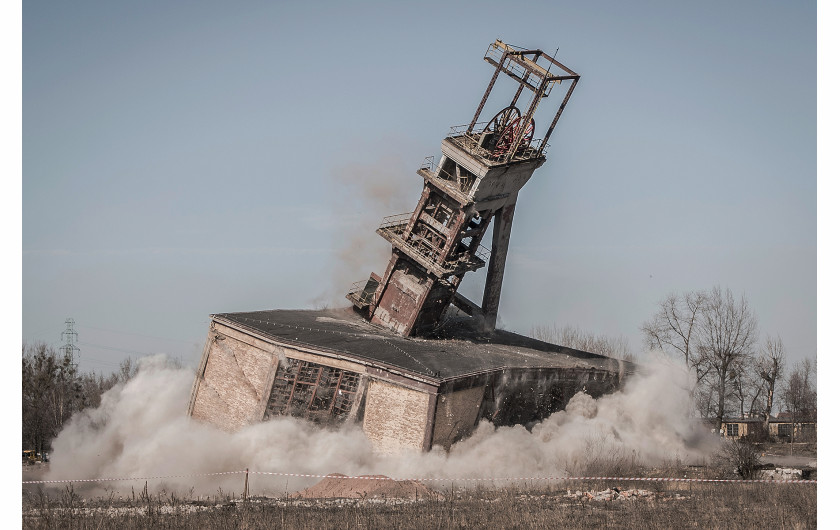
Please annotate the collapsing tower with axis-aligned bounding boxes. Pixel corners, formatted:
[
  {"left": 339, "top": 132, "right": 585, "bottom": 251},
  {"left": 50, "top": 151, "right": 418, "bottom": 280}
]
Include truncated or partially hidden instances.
[
  {"left": 188, "top": 43, "right": 632, "bottom": 453},
  {"left": 348, "top": 40, "right": 580, "bottom": 336}
]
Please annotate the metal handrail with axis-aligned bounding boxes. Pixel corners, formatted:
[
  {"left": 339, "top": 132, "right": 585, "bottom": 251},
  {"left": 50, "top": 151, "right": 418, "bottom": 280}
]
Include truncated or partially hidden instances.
[
  {"left": 348, "top": 280, "right": 377, "bottom": 305},
  {"left": 446, "top": 126, "right": 545, "bottom": 162},
  {"left": 379, "top": 213, "right": 412, "bottom": 230},
  {"left": 377, "top": 213, "right": 492, "bottom": 275},
  {"left": 419, "top": 156, "right": 476, "bottom": 195}
]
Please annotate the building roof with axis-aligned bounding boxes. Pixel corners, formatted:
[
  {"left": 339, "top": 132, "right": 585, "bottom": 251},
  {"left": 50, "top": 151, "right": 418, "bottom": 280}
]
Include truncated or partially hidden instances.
[{"left": 211, "top": 308, "right": 629, "bottom": 384}]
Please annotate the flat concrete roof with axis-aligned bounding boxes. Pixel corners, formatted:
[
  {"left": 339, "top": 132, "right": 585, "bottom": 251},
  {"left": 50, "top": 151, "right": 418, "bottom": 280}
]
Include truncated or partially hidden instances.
[{"left": 211, "top": 308, "right": 628, "bottom": 384}]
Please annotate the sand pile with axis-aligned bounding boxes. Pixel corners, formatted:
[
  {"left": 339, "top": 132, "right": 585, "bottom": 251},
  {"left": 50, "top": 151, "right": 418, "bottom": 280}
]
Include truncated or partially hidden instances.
[{"left": 295, "top": 473, "right": 442, "bottom": 500}]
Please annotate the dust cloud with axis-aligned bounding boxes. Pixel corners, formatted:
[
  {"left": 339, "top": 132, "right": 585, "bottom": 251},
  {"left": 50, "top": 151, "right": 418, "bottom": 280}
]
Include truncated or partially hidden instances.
[
  {"left": 46, "top": 355, "right": 716, "bottom": 495},
  {"left": 315, "top": 154, "right": 417, "bottom": 307}
]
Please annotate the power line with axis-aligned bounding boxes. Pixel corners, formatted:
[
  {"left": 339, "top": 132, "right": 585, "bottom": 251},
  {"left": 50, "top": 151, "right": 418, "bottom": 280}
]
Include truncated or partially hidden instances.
[
  {"left": 76, "top": 324, "right": 199, "bottom": 345},
  {"left": 77, "top": 341, "right": 167, "bottom": 357},
  {"left": 79, "top": 357, "right": 124, "bottom": 368}
]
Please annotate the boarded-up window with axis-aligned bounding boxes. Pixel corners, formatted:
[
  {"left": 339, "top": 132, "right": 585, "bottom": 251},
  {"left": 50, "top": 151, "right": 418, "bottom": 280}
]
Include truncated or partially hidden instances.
[{"left": 264, "top": 359, "right": 360, "bottom": 424}]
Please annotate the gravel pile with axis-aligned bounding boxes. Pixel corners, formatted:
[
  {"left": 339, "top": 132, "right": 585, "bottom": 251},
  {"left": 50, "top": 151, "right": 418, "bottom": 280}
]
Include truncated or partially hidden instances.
[{"left": 295, "top": 474, "right": 442, "bottom": 500}]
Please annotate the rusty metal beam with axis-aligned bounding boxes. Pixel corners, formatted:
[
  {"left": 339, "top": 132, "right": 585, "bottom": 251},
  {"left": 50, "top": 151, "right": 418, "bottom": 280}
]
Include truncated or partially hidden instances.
[
  {"left": 489, "top": 40, "right": 578, "bottom": 77},
  {"left": 505, "top": 76, "right": 548, "bottom": 162},
  {"left": 452, "top": 292, "right": 482, "bottom": 317},
  {"left": 510, "top": 71, "right": 529, "bottom": 109},
  {"left": 539, "top": 77, "right": 579, "bottom": 155},
  {"left": 468, "top": 50, "right": 507, "bottom": 134},
  {"left": 284, "top": 362, "right": 302, "bottom": 414},
  {"left": 305, "top": 365, "right": 324, "bottom": 412},
  {"left": 329, "top": 370, "right": 344, "bottom": 416}
]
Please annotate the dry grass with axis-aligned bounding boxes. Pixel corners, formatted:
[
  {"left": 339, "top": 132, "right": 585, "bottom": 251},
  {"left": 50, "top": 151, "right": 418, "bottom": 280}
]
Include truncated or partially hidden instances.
[
  {"left": 23, "top": 479, "right": 816, "bottom": 529},
  {"left": 22, "top": 444, "right": 817, "bottom": 529}
]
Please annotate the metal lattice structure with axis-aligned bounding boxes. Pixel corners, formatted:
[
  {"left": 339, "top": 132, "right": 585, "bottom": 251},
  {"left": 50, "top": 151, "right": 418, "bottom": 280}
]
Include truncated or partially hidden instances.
[
  {"left": 60, "top": 318, "right": 80, "bottom": 366},
  {"left": 348, "top": 40, "right": 580, "bottom": 336},
  {"left": 264, "top": 359, "right": 361, "bottom": 424}
]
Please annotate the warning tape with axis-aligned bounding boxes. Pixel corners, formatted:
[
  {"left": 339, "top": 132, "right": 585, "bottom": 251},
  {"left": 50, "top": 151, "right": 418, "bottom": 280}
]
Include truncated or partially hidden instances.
[
  {"left": 22, "top": 470, "right": 816, "bottom": 485},
  {"left": 22, "top": 471, "right": 244, "bottom": 485},
  {"left": 249, "top": 471, "right": 816, "bottom": 484}
]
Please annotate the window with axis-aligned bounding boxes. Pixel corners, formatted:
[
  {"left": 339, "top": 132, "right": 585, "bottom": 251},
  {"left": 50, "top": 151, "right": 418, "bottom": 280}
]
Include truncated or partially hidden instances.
[
  {"left": 264, "top": 359, "right": 361, "bottom": 424},
  {"left": 726, "top": 423, "right": 739, "bottom": 437},
  {"left": 777, "top": 423, "right": 792, "bottom": 438}
]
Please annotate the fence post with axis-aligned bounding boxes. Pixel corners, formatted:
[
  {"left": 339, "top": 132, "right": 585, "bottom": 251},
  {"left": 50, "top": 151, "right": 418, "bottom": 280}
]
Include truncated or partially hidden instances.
[{"left": 243, "top": 468, "right": 249, "bottom": 500}]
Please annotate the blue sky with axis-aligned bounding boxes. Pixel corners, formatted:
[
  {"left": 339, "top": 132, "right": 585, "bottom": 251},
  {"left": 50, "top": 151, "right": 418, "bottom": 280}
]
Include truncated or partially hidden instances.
[{"left": 22, "top": 1, "right": 816, "bottom": 373}]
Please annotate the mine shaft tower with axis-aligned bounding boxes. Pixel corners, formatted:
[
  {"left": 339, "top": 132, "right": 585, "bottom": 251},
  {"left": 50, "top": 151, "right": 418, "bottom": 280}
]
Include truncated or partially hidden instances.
[{"left": 348, "top": 40, "right": 580, "bottom": 337}]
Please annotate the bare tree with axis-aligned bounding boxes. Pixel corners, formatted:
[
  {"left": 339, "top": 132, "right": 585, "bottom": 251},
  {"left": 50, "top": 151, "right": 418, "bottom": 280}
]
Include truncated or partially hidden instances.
[
  {"left": 756, "top": 335, "right": 786, "bottom": 433},
  {"left": 732, "top": 359, "right": 763, "bottom": 419},
  {"left": 781, "top": 357, "right": 816, "bottom": 441},
  {"left": 22, "top": 343, "right": 84, "bottom": 455},
  {"left": 118, "top": 357, "right": 139, "bottom": 383},
  {"left": 696, "top": 286, "right": 758, "bottom": 432},
  {"left": 23, "top": 344, "right": 143, "bottom": 454},
  {"left": 530, "top": 324, "right": 635, "bottom": 362},
  {"left": 641, "top": 290, "right": 706, "bottom": 377}
]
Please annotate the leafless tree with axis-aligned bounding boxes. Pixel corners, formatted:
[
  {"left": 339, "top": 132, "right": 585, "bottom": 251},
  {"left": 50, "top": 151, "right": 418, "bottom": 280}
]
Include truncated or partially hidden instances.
[
  {"left": 22, "top": 343, "right": 83, "bottom": 455},
  {"left": 696, "top": 286, "right": 758, "bottom": 432},
  {"left": 694, "top": 377, "right": 716, "bottom": 419},
  {"left": 732, "top": 359, "right": 763, "bottom": 419},
  {"left": 781, "top": 357, "right": 816, "bottom": 439},
  {"left": 118, "top": 357, "right": 140, "bottom": 383},
  {"left": 530, "top": 324, "right": 636, "bottom": 362},
  {"left": 641, "top": 290, "right": 707, "bottom": 378},
  {"left": 756, "top": 335, "right": 786, "bottom": 433},
  {"left": 23, "top": 344, "right": 142, "bottom": 454}
]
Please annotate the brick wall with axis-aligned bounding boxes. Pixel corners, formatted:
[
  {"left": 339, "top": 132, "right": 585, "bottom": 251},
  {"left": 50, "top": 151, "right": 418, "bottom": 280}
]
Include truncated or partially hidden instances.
[
  {"left": 362, "top": 379, "right": 432, "bottom": 454},
  {"left": 190, "top": 323, "right": 280, "bottom": 431}
]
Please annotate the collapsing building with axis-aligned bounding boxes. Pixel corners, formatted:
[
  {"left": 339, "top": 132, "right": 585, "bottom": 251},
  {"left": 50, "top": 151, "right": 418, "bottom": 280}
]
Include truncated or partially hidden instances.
[{"left": 188, "top": 41, "right": 632, "bottom": 453}]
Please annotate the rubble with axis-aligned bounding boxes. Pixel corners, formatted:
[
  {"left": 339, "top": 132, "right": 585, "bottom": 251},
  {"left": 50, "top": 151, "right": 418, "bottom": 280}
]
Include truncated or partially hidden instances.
[
  {"left": 294, "top": 474, "right": 442, "bottom": 500},
  {"left": 760, "top": 467, "right": 803, "bottom": 481}
]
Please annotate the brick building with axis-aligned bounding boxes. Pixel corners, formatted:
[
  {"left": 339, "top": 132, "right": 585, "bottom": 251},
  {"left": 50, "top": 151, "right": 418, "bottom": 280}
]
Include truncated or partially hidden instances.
[{"left": 188, "top": 308, "right": 630, "bottom": 453}]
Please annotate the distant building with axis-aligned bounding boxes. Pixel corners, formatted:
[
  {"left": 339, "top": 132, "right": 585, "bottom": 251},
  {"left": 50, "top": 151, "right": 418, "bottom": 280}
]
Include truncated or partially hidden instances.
[
  {"left": 769, "top": 413, "right": 816, "bottom": 442},
  {"left": 714, "top": 415, "right": 816, "bottom": 442}
]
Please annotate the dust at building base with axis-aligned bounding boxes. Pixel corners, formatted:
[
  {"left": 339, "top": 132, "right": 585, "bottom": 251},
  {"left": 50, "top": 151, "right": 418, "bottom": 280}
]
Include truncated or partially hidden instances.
[{"left": 187, "top": 309, "right": 630, "bottom": 453}]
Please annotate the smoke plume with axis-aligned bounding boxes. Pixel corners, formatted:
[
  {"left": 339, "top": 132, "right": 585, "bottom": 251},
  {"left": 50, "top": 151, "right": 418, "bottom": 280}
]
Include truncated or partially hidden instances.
[
  {"left": 315, "top": 154, "right": 417, "bottom": 307},
  {"left": 46, "top": 355, "right": 717, "bottom": 496}
]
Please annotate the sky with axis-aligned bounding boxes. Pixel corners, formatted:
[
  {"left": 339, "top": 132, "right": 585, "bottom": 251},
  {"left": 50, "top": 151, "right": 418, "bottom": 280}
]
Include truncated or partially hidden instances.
[{"left": 21, "top": 1, "right": 817, "bottom": 375}]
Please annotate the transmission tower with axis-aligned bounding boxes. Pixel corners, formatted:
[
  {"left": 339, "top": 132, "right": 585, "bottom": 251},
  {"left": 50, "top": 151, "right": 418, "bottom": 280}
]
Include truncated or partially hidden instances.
[{"left": 61, "top": 318, "right": 80, "bottom": 366}]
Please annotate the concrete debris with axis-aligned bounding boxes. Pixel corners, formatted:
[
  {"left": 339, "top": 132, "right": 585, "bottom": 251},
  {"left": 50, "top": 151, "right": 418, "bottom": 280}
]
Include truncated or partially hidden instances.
[
  {"left": 565, "top": 488, "right": 660, "bottom": 502},
  {"left": 760, "top": 467, "right": 803, "bottom": 481}
]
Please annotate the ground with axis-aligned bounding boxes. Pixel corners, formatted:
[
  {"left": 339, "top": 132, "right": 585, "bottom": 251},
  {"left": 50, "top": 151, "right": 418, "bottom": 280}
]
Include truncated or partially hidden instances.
[
  {"left": 21, "top": 481, "right": 817, "bottom": 529},
  {"left": 22, "top": 444, "right": 818, "bottom": 529}
]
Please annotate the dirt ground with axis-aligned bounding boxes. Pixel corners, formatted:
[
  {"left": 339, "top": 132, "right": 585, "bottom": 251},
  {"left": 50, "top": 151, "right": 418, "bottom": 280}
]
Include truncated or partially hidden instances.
[
  {"left": 21, "top": 446, "right": 818, "bottom": 528},
  {"left": 760, "top": 443, "right": 817, "bottom": 469},
  {"left": 295, "top": 473, "right": 442, "bottom": 500},
  {"left": 21, "top": 481, "right": 817, "bottom": 529},
  {"left": 22, "top": 463, "right": 49, "bottom": 484}
]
